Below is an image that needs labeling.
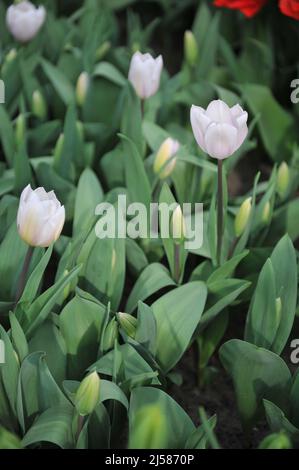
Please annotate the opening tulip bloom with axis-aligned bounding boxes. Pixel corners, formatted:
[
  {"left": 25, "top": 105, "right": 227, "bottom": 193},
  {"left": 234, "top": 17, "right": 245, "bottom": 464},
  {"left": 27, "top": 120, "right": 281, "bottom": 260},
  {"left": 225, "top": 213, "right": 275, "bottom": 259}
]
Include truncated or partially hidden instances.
[
  {"left": 6, "top": 1, "right": 46, "bottom": 43},
  {"left": 279, "top": 0, "right": 299, "bottom": 19},
  {"left": 17, "top": 185, "right": 65, "bottom": 248},
  {"left": 128, "top": 51, "right": 163, "bottom": 100},
  {"left": 190, "top": 100, "right": 248, "bottom": 160},
  {"left": 190, "top": 99, "right": 249, "bottom": 266},
  {"left": 213, "top": 0, "right": 268, "bottom": 18}
]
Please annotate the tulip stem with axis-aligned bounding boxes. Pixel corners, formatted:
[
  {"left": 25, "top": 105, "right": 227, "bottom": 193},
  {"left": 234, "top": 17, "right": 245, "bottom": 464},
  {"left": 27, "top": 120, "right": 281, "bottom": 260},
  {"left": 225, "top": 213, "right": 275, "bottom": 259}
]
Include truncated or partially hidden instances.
[
  {"left": 76, "top": 415, "right": 85, "bottom": 442},
  {"left": 141, "top": 99, "right": 145, "bottom": 118},
  {"left": 217, "top": 160, "right": 223, "bottom": 266},
  {"left": 174, "top": 243, "right": 181, "bottom": 283},
  {"left": 15, "top": 246, "right": 34, "bottom": 306}
]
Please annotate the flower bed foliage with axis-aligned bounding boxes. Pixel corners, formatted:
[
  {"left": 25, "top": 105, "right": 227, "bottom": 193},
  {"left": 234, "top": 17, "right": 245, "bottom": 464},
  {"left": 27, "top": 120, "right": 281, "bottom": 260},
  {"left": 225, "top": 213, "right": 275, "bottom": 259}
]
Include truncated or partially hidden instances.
[{"left": 0, "top": 0, "right": 299, "bottom": 450}]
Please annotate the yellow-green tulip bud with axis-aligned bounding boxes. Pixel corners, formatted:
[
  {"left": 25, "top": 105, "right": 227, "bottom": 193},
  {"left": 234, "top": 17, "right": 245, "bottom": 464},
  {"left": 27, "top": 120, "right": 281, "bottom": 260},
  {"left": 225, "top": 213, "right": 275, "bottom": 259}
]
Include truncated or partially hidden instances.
[
  {"left": 171, "top": 205, "right": 186, "bottom": 242},
  {"left": 234, "top": 197, "right": 252, "bottom": 238},
  {"left": 116, "top": 312, "right": 137, "bottom": 339},
  {"left": 76, "top": 120, "right": 84, "bottom": 141},
  {"left": 277, "top": 162, "right": 289, "bottom": 199},
  {"left": 132, "top": 42, "right": 140, "bottom": 54},
  {"left": 261, "top": 201, "right": 271, "bottom": 225},
  {"left": 129, "top": 404, "right": 167, "bottom": 449},
  {"left": 15, "top": 114, "right": 25, "bottom": 148},
  {"left": 103, "top": 319, "right": 118, "bottom": 352},
  {"left": 184, "top": 30, "right": 198, "bottom": 67},
  {"left": 54, "top": 133, "right": 64, "bottom": 161},
  {"left": 76, "top": 72, "right": 89, "bottom": 107},
  {"left": 32, "top": 90, "right": 47, "bottom": 120},
  {"left": 74, "top": 371, "right": 100, "bottom": 416},
  {"left": 5, "top": 48, "right": 17, "bottom": 63},
  {"left": 95, "top": 41, "right": 111, "bottom": 61},
  {"left": 259, "top": 432, "right": 291, "bottom": 449},
  {"left": 153, "top": 138, "right": 180, "bottom": 179}
]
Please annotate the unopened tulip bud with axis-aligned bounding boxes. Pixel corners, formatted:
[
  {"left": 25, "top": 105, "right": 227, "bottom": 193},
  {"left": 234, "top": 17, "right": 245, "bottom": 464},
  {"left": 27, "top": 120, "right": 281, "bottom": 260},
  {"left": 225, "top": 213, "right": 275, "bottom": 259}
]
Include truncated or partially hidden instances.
[
  {"left": 54, "top": 133, "right": 64, "bottom": 161},
  {"left": 62, "top": 269, "right": 71, "bottom": 300},
  {"left": 132, "top": 42, "right": 141, "bottom": 54},
  {"left": 171, "top": 205, "right": 186, "bottom": 242},
  {"left": 76, "top": 121, "right": 84, "bottom": 140},
  {"left": 184, "top": 30, "right": 198, "bottom": 67},
  {"left": 95, "top": 41, "right": 111, "bottom": 60},
  {"left": 5, "top": 48, "right": 17, "bottom": 63},
  {"left": 6, "top": 1, "right": 46, "bottom": 43},
  {"left": 76, "top": 72, "right": 89, "bottom": 107},
  {"left": 74, "top": 371, "right": 100, "bottom": 416},
  {"left": 261, "top": 201, "right": 271, "bottom": 225},
  {"left": 103, "top": 319, "right": 118, "bottom": 352},
  {"left": 117, "top": 312, "right": 137, "bottom": 339},
  {"left": 15, "top": 114, "right": 25, "bottom": 148},
  {"left": 259, "top": 432, "right": 291, "bottom": 449},
  {"left": 32, "top": 90, "right": 47, "bottom": 120},
  {"left": 234, "top": 197, "right": 252, "bottom": 238},
  {"left": 153, "top": 138, "right": 180, "bottom": 179},
  {"left": 277, "top": 162, "right": 289, "bottom": 199},
  {"left": 128, "top": 51, "right": 163, "bottom": 100},
  {"left": 191, "top": 100, "right": 248, "bottom": 160},
  {"left": 129, "top": 404, "right": 167, "bottom": 449},
  {"left": 17, "top": 185, "right": 65, "bottom": 247}
]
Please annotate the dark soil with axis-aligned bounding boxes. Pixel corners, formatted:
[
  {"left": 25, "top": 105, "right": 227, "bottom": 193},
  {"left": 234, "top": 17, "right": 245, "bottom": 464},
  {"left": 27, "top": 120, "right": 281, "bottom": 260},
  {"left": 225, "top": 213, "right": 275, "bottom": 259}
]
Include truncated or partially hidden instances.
[
  {"left": 170, "top": 311, "right": 269, "bottom": 450},
  {"left": 170, "top": 349, "right": 268, "bottom": 449}
]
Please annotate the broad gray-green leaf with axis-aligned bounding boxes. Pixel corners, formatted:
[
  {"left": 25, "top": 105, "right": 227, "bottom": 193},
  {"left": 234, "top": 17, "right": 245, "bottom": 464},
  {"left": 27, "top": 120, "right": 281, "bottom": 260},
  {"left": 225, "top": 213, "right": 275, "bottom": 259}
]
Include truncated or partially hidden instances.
[
  {"left": 152, "top": 281, "right": 207, "bottom": 372},
  {"left": 73, "top": 168, "right": 103, "bottom": 236},
  {"left": 22, "top": 404, "right": 74, "bottom": 449},
  {"left": 129, "top": 387, "right": 195, "bottom": 449},
  {"left": 17, "top": 245, "right": 53, "bottom": 307},
  {"left": 239, "top": 84, "right": 294, "bottom": 161},
  {"left": 120, "top": 134, "right": 151, "bottom": 208},
  {"left": 41, "top": 59, "right": 75, "bottom": 105},
  {"left": 199, "top": 279, "right": 250, "bottom": 332},
  {"left": 264, "top": 400, "right": 299, "bottom": 443},
  {"left": 9, "top": 312, "right": 28, "bottom": 363},
  {"left": 220, "top": 339, "right": 292, "bottom": 429},
  {"left": 244, "top": 259, "right": 278, "bottom": 350},
  {"left": 17, "top": 352, "right": 69, "bottom": 433},
  {"left": 20, "top": 265, "right": 82, "bottom": 338},
  {"left": 126, "top": 263, "right": 175, "bottom": 313},
  {"left": 93, "top": 62, "right": 126, "bottom": 87},
  {"left": 270, "top": 235, "right": 297, "bottom": 355},
  {"left": 135, "top": 301, "right": 157, "bottom": 355},
  {"left": 29, "top": 320, "right": 67, "bottom": 386},
  {"left": 60, "top": 293, "right": 106, "bottom": 379},
  {"left": 0, "top": 326, "right": 19, "bottom": 417}
]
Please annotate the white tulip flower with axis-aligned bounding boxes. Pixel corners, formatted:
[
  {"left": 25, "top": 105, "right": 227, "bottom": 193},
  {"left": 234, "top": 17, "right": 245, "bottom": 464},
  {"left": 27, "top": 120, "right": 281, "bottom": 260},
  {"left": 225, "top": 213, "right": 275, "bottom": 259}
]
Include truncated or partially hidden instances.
[
  {"left": 128, "top": 51, "right": 163, "bottom": 100},
  {"left": 6, "top": 1, "right": 46, "bottom": 43},
  {"left": 17, "top": 185, "right": 65, "bottom": 247},
  {"left": 190, "top": 100, "right": 248, "bottom": 160}
]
